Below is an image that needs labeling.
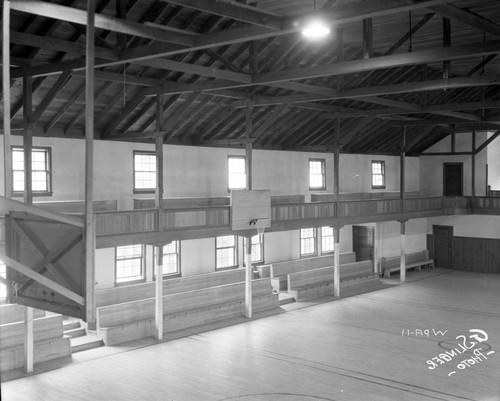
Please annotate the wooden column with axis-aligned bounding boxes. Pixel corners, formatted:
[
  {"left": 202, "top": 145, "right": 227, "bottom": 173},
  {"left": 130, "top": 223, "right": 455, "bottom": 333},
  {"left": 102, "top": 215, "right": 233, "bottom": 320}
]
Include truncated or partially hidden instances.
[
  {"left": 245, "top": 105, "right": 253, "bottom": 191},
  {"left": 333, "top": 227, "right": 341, "bottom": 297},
  {"left": 245, "top": 235, "right": 253, "bottom": 319},
  {"left": 400, "top": 220, "right": 406, "bottom": 283},
  {"left": 471, "top": 128, "right": 476, "bottom": 202},
  {"left": 84, "top": 0, "right": 96, "bottom": 327},
  {"left": 400, "top": 126, "right": 406, "bottom": 212},
  {"left": 155, "top": 94, "right": 164, "bottom": 340},
  {"left": 2, "top": 0, "right": 13, "bottom": 198},
  {"left": 333, "top": 115, "right": 340, "bottom": 203},
  {"left": 23, "top": 75, "right": 34, "bottom": 373},
  {"left": 443, "top": 17, "right": 451, "bottom": 79},
  {"left": 155, "top": 246, "right": 163, "bottom": 340},
  {"left": 363, "top": 18, "right": 373, "bottom": 59}
]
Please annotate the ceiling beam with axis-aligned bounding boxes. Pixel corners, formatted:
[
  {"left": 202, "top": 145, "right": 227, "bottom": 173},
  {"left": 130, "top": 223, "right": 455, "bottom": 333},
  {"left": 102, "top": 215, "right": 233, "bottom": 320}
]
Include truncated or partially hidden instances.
[
  {"left": 9, "top": 0, "right": 195, "bottom": 46},
  {"left": 161, "top": 0, "right": 282, "bottom": 30},
  {"left": 429, "top": 4, "right": 500, "bottom": 36}
]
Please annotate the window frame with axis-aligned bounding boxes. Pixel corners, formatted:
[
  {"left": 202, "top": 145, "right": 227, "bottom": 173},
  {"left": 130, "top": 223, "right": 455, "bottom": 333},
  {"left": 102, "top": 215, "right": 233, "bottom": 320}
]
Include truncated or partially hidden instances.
[
  {"left": 227, "top": 155, "right": 247, "bottom": 191},
  {"left": 12, "top": 146, "right": 52, "bottom": 197},
  {"left": 309, "top": 158, "right": 326, "bottom": 191},
  {"left": 215, "top": 235, "right": 238, "bottom": 270},
  {"left": 243, "top": 233, "right": 264, "bottom": 265},
  {"left": 0, "top": 261, "right": 6, "bottom": 302},
  {"left": 371, "top": 160, "right": 386, "bottom": 189},
  {"left": 153, "top": 241, "right": 181, "bottom": 279},
  {"left": 133, "top": 150, "right": 157, "bottom": 194},
  {"left": 320, "top": 226, "right": 335, "bottom": 254},
  {"left": 115, "top": 244, "right": 145, "bottom": 285},
  {"left": 300, "top": 228, "right": 317, "bottom": 257}
]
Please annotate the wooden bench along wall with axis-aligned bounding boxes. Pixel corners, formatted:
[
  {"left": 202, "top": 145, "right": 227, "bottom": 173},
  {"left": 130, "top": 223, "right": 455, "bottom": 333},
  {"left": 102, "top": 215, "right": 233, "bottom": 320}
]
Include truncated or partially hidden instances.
[
  {"left": 380, "top": 250, "right": 434, "bottom": 278},
  {"left": 266, "top": 252, "right": 356, "bottom": 292},
  {"left": 287, "top": 260, "right": 378, "bottom": 301},
  {"left": 0, "top": 305, "right": 70, "bottom": 372},
  {"left": 96, "top": 269, "right": 246, "bottom": 307},
  {"left": 96, "top": 278, "right": 278, "bottom": 346}
]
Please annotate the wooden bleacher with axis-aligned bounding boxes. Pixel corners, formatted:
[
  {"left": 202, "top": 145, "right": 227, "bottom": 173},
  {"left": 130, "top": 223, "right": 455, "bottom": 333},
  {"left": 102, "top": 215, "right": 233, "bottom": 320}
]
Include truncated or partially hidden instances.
[
  {"left": 380, "top": 250, "right": 434, "bottom": 278},
  {"left": 95, "top": 272, "right": 278, "bottom": 346},
  {"left": 259, "top": 252, "right": 356, "bottom": 292},
  {"left": 287, "top": 260, "right": 378, "bottom": 301},
  {"left": 0, "top": 304, "right": 71, "bottom": 372}
]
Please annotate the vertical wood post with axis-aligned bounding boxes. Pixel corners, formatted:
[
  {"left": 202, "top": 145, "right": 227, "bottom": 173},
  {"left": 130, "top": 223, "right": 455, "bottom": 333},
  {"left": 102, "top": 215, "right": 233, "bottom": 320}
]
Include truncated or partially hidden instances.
[
  {"left": 23, "top": 75, "right": 34, "bottom": 373},
  {"left": 442, "top": 17, "right": 451, "bottom": 79},
  {"left": 245, "top": 235, "right": 253, "bottom": 319},
  {"left": 155, "top": 245, "right": 163, "bottom": 340},
  {"left": 333, "top": 227, "right": 341, "bottom": 297},
  {"left": 2, "top": 0, "right": 13, "bottom": 198},
  {"left": 245, "top": 105, "right": 253, "bottom": 191},
  {"left": 363, "top": 18, "right": 373, "bottom": 59},
  {"left": 400, "top": 220, "right": 406, "bottom": 283},
  {"left": 84, "top": 0, "right": 96, "bottom": 327},
  {"left": 400, "top": 126, "right": 406, "bottom": 212},
  {"left": 333, "top": 115, "right": 340, "bottom": 204},
  {"left": 155, "top": 94, "right": 164, "bottom": 340},
  {"left": 337, "top": 28, "right": 344, "bottom": 91},
  {"left": 471, "top": 128, "right": 476, "bottom": 202}
]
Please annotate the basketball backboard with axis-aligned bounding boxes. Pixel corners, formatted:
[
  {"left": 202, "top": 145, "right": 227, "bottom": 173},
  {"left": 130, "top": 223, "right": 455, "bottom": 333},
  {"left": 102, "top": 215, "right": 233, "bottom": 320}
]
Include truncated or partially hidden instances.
[{"left": 231, "top": 190, "right": 271, "bottom": 232}]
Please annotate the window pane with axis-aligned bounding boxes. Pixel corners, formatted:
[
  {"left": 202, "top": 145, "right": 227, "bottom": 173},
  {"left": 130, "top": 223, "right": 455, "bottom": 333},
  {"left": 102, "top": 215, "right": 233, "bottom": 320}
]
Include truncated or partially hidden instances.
[
  {"left": 228, "top": 157, "right": 246, "bottom": 190},
  {"left": 134, "top": 152, "right": 156, "bottom": 190},
  {"left": 216, "top": 235, "right": 237, "bottom": 269},
  {"left": 321, "top": 226, "right": 334, "bottom": 253},
  {"left": 116, "top": 245, "right": 143, "bottom": 283},
  {"left": 153, "top": 242, "right": 180, "bottom": 276},
  {"left": 300, "top": 228, "right": 316, "bottom": 256},
  {"left": 309, "top": 159, "right": 325, "bottom": 189},
  {"left": 12, "top": 147, "right": 50, "bottom": 194}
]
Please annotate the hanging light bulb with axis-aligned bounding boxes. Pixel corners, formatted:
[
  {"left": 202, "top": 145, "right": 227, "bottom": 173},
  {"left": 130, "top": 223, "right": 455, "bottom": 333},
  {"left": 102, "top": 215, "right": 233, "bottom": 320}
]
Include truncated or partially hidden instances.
[{"left": 301, "top": 0, "right": 330, "bottom": 40}]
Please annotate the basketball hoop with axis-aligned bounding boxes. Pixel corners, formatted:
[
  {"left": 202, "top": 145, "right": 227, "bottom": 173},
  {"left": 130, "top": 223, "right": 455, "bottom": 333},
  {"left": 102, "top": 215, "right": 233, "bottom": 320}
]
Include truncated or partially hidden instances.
[{"left": 249, "top": 218, "right": 270, "bottom": 236}]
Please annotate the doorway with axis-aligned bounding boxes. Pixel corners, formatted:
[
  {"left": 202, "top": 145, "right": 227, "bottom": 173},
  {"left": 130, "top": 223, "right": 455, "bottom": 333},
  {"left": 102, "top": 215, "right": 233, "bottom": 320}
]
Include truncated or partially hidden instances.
[
  {"left": 432, "top": 225, "right": 453, "bottom": 268},
  {"left": 352, "top": 225, "right": 374, "bottom": 262},
  {"left": 443, "top": 163, "right": 463, "bottom": 196}
]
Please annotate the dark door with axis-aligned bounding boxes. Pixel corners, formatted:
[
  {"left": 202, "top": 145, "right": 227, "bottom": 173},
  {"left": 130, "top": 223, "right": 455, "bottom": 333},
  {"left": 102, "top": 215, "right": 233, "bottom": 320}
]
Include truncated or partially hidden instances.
[
  {"left": 443, "top": 163, "right": 463, "bottom": 196},
  {"left": 352, "top": 225, "right": 374, "bottom": 262},
  {"left": 433, "top": 225, "right": 453, "bottom": 268}
]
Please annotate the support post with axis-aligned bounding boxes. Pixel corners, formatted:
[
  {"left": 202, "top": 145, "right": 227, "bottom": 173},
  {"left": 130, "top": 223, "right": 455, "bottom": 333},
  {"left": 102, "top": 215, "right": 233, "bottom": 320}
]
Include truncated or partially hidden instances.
[
  {"left": 155, "top": 245, "right": 163, "bottom": 340},
  {"left": 400, "top": 126, "right": 406, "bottom": 212},
  {"left": 245, "top": 105, "right": 253, "bottom": 191},
  {"left": 471, "top": 128, "right": 476, "bottom": 202},
  {"left": 84, "top": 0, "right": 96, "bottom": 327},
  {"left": 443, "top": 17, "right": 451, "bottom": 79},
  {"left": 333, "top": 115, "right": 340, "bottom": 204},
  {"left": 155, "top": 94, "right": 164, "bottom": 340},
  {"left": 245, "top": 235, "right": 253, "bottom": 319},
  {"left": 2, "top": 0, "right": 13, "bottom": 198},
  {"left": 23, "top": 75, "right": 34, "bottom": 373},
  {"left": 400, "top": 220, "right": 406, "bottom": 283},
  {"left": 363, "top": 18, "right": 373, "bottom": 59},
  {"left": 333, "top": 227, "right": 341, "bottom": 297}
]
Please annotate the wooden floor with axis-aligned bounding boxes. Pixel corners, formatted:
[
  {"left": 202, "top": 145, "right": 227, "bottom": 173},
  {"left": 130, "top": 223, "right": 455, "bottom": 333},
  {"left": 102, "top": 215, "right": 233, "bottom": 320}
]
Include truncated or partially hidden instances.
[{"left": 1, "top": 269, "right": 499, "bottom": 401}]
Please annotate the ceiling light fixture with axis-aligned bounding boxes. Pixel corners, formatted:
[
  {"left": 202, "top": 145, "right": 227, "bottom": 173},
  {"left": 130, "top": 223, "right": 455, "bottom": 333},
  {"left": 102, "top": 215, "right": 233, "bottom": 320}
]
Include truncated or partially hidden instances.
[{"left": 301, "top": 0, "right": 330, "bottom": 40}]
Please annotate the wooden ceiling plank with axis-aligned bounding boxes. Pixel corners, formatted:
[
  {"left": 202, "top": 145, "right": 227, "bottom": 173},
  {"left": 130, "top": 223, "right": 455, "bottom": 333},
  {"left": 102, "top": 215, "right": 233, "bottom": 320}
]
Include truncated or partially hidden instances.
[
  {"left": 45, "top": 83, "right": 85, "bottom": 132},
  {"left": 161, "top": 0, "right": 282, "bottom": 29},
  {"left": 10, "top": 0, "right": 195, "bottom": 46},
  {"left": 429, "top": 4, "right": 500, "bottom": 36},
  {"left": 31, "top": 71, "right": 72, "bottom": 122}
]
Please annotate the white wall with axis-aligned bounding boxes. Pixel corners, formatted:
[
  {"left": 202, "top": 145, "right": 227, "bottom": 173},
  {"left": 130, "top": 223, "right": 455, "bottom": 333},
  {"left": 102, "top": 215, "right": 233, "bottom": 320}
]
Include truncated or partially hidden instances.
[
  {"left": 376, "top": 219, "right": 427, "bottom": 259},
  {"left": 487, "top": 131, "right": 500, "bottom": 190},
  {"left": 419, "top": 131, "right": 488, "bottom": 197}
]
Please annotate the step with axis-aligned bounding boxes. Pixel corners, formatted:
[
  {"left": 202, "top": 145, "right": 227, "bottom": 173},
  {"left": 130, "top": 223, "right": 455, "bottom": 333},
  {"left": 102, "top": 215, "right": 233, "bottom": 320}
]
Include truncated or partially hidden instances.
[
  {"left": 70, "top": 335, "right": 104, "bottom": 353},
  {"left": 278, "top": 293, "right": 296, "bottom": 306},
  {"left": 64, "top": 327, "right": 86, "bottom": 338},
  {"left": 63, "top": 320, "right": 81, "bottom": 332}
]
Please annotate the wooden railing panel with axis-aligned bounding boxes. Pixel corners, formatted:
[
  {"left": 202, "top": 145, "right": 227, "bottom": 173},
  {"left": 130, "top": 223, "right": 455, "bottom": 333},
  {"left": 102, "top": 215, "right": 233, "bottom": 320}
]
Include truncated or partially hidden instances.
[
  {"left": 161, "top": 207, "right": 230, "bottom": 229},
  {"left": 95, "top": 210, "right": 158, "bottom": 235}
]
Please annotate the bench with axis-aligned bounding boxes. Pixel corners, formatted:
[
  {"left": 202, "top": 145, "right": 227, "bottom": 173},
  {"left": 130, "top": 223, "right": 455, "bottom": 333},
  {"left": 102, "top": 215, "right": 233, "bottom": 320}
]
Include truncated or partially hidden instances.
[
  {"left": 96, "top": 278, "right": 278, "bottom": 346},
  {"left": 380, "top": 250, "right": 434, "bottom": 278},
  {"left": 265, "top": 252, "right": 356, "bottom": 292},
  {"left": 0, "top": 305, "right": 70, "bottom": 372},
  {"left": 287, "top": 260, "right": 377, "bottom": 301},
  {"left": 96, "top": 269, "right": 246, "bottom": 307}
]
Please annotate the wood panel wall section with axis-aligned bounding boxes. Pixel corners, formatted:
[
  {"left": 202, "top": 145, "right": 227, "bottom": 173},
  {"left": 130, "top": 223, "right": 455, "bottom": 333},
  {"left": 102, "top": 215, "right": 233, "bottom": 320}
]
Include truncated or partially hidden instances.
[{"left": 428, "top": 234, "right": 500, "bottom": 273}]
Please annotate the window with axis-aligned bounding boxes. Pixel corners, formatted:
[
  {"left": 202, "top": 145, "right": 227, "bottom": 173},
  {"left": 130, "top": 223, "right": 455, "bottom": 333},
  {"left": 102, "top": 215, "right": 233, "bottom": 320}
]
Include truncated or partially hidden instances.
[
  {"left": 243, "top": 234, "right": 264, "bottom": 264},
  {"left": 321, "top": 226, "right": 334, "bottom": 253},
  {"left": 12, "top": 146, "right": 51, "bottom": 196},
  {"left": 0, "top": 261, "right": 6, "bottom": 301},
  {"left": 216, "top": 235, "right": 237, "bottom": 269},
  {"left": 372, "top": 160, "right": 385, "bottom": 189},
  {"left": 300, "top": 227, "right": 334, "bottom": 257},
  {"left": 133, "top": 151, "right": 156, "bottom": 193},
  {"left": 153, "top": 241, "right": 180, "bottom": 277},
  {"left": 309, "top": 159, "right": 326, "bottom": 190},
  {"left": 300, "top": 228, "right": 317, "bottom": 256},
  {"left": 228, "top": 156, "right": 246, "bottom": 190},
  {"left": 115, "top": 245, "right": 144, "bottom": 283}
]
